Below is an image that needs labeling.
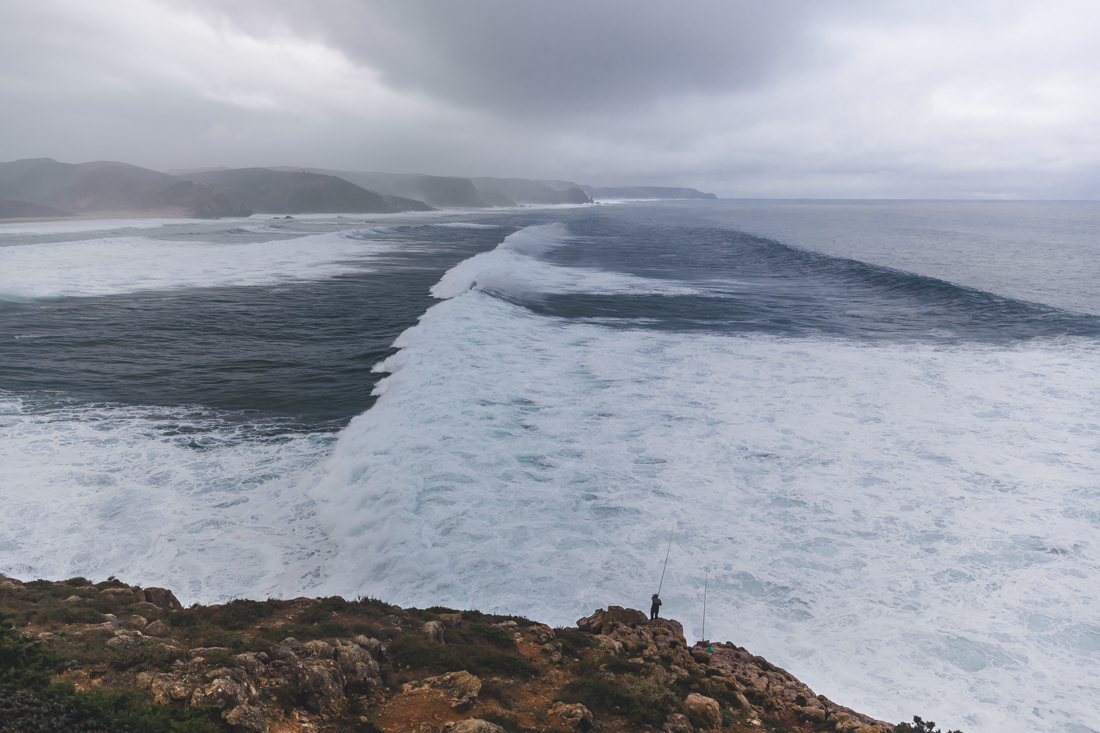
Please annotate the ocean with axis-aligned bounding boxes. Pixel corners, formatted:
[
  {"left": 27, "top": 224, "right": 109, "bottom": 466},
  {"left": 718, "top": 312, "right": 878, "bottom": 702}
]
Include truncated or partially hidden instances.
[{"left": 2, "top": 201, "right": 1098, "bottom": 731}]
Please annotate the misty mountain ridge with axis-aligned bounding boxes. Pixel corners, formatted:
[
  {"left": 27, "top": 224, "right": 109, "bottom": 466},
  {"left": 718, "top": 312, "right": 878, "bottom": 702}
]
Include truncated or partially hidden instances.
[{"left": 0, "top": 157, "right": 717, "bottom": 219}]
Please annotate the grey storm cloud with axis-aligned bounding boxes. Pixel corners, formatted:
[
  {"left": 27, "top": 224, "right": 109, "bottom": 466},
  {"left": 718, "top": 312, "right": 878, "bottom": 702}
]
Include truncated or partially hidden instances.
[
  {"left": 2, "top": 0, "right": 1100, "bottom": 197},
  {"left": 179, "top": 0, "right": 847, "bottom": 117}
]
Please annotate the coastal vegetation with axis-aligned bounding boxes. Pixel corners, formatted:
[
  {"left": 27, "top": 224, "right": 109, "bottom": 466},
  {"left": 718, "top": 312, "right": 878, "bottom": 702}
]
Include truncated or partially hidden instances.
[{"left": 0, "top": 575, "right": 956, "bottom": 733}]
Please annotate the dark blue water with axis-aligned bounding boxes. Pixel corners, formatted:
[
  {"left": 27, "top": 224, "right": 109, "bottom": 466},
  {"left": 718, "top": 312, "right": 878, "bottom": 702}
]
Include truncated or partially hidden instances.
[{"left": 2, "top": 202, "right": 1099, "bottom": 733}]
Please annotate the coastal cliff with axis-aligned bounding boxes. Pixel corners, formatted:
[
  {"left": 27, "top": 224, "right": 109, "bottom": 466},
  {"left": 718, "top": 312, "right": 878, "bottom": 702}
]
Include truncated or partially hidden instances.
[{"left": 0, "top": 576, "right": 955, "bottom": 733}]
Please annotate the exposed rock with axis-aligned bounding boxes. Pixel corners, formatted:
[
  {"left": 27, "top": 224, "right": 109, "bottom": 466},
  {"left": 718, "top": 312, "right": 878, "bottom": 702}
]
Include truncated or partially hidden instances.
[
  {"left": 335, "top": 640, "right": 380, "bottom": 684},
  {"left": 299, "top": 640, "right": 335, "bottom": 659},
  {"left": 421, "top": 619, "right": 445, "bottom": 643},
  {"left": 192, "top": 676, "right": 248, "bottom": 710},
  {"left": 440, "top": 720, "right": 505, "bottom": 733},
  {"left": 437, "top": 613, "right": 463, "bottom": 628},
  {"left": 404, "top": 671, "right": 481, "bottom": 710},
  {"left": 100, "top": 587, "right": 143, "bottom": 603},
  {"left": 106, "top": 635, "right": 136, "bottom": 650},
  {"left": 684, "top": 693, "right": 722, "bottom": 729},
  {"left": 297, "top": 660, "right": 346, "bottom": 714},
  {"left": 664, "top": 712, "right": 693, "bottom": 733},
  {"left": 540, "top": 642, "right": 563, "bottom": 663},
  {"left": 63, "top": 595, "right": 82, "bottom": 602},
  {"left": 548, "top": 701, "right": 594, "bottom": 731},
  {"left": 150, "top": 674, "right": 192, "bottom": 705},
  {"left": 223, "top": 704, "right": 268, "bottom": 733},
  {"left": 532, "top": 624, "right": 555, "bottom": 642},
  {"left": 576, "top": 606, "right": 649, "bottom": 633},
  {"left": 144, "top": 620, "right": 170, "bottom": 637},
  {"left": 350, "top": 635, "right": 386, "bottom": 660},
  {"left": 144, "top": 587, "right": 183, "bottom": 610},
  {"left": 127, "top": 615, "right": 148, "bottom": 629},
  {"left": 130, "top": 601, "right": 161, "bottom": 614},
  {"left": 234, "top": 652, "right": 267, "bottom": 677}
]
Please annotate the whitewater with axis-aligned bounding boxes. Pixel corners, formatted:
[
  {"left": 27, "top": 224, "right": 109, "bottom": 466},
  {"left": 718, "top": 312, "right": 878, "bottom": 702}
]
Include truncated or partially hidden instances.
[{"left": 2, "top": 204, "right": 1099, "bottom": 732}]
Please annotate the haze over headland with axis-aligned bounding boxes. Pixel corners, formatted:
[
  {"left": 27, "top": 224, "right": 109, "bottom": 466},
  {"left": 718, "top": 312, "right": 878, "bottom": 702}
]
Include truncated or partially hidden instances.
[
  {"left": 2, "top": 1, "right": 1100, "bottom": 199},
  {"left": 0, "top": 157, "right": 718, "bottom": 219}
]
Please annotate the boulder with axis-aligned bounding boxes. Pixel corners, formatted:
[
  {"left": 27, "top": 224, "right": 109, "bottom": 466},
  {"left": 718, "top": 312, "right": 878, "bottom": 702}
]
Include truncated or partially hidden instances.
[
  {"left": 130, "top": 601, "right": 161, "bottom": 614},
  {"left": 532, "top": 624, "right": 555, "bottom": 642},
  {"left": 664, "top": 713, "right": 693, "bottom": 733},
  {"left": 127, "top": 615, "right": 148, "bottom": 630},
  {"left": 299, "top": 640, "right": 335, "bottom": 659},
  {"left": 297, "top": 660, "right": 346, "bottom": 714},
  {"left": 144, "top": 587, "right": 183, "bottom": 610},
  {"left": 223, "top": 704, "right": 268, "bottom": 733},
  {"left": 192, "top": 676, "right": 248, "bottom": 710},
  {"left": 576, "top": 606, "right": 649, "bottom": 634},
  {"left": 404, "top": 671, "right": 481, "bottom": 710},
  {"left": 144, "top": 620, "right": 170, "bottom": 637},
  {"left": 233, "top": 652, "right": 267, "bottom": 677},
  {"left": 351, "top": 635, "right": 386, "bottom": 660},
  {"left": 100, "top": 587, "right": 143, "bottom": 603},
  {"left": 540, "top": 642, "right": 563, "bottom": 663},
  {"left": 421, "top": 620, "right": 445, "bottom": 643},
  {"left": 335, "top": 640, "right": 381, "bottom": 683},
  {"left": 438, "top": 613, "right": 463, "bottom": 628},
  {"left": 684, "top": 693, "right": 722, "bottom": 729},
  {"left": 106, "top": 635, "right": 136, "bottom": 650},
  {"left": 441, "top": 720, "right": 505, "bottom": 733},
  {"left": 548, "top": 701, "right": 594, "bottom": 731},
  {"left": 150, "top": 674, "right": 192, "bottom": 705}
]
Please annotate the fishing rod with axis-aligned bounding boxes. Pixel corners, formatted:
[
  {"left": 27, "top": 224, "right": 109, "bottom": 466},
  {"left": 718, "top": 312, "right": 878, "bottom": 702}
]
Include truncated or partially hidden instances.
[
  {"left": 702, "top": 567, "right": 708, "bottom": 641},
  {"left": 656, "top": 527, "right": 674, "bottom": 596}
]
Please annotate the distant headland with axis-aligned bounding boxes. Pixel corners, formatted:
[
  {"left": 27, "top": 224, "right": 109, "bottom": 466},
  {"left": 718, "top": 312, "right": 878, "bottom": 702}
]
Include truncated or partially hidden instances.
[{"left": 0, "top": 158, "right": 717, "bottom": 220}]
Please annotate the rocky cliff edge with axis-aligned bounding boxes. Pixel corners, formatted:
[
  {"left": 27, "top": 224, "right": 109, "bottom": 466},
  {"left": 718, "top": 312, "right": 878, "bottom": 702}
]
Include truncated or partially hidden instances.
[{"left": 0, "top": 576, "right": 956, "bottom": 733}]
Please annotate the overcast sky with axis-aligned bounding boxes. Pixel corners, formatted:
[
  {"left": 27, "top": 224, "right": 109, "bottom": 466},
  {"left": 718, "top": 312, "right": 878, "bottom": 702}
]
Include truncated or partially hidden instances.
[{"left": 2, "top": 0, "right": 1099, "bottom": 198}]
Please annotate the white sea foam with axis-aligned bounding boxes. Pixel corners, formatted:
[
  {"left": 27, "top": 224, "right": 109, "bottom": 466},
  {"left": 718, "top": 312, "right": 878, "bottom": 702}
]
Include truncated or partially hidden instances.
[
  {"left": 431, "top": 223, "right": 701, "bottom": 299},
  {"left": 306, "top": 227, "right": 1100, "bottom": 733},
  {"left": 0, "top": 229, "right": 395, "bottom": 299},
  {"left": 431, "top": 223, "right": 501, "bottom": 229},
  {"left": 5, "top": 220, "right": 1099, "bottom": 732},
  {"left": 0, "top": 216, "right": 214, "bottom": 236},
  {"left": 0, "top": 397, "right": 332, "bottom": 601}
]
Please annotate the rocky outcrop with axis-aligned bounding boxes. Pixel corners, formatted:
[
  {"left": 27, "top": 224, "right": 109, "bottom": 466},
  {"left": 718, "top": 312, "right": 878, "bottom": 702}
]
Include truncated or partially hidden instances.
[
  {"left": 684, "top": 693, "right": 722, "bottom": 729},
  {"left": 549, "top": 701, "right": 594, "bottom": 730},
  {"left": 0, "top": 575, "right": 940, "bottom": 733},
  {"left": 403, "top": 670, "right": 481, "bottom": 711},
  {"left": 441, "top": 720, "right": 505, "bottom": 733},
  {"left": 142, "top": 587, "right": 183, "bottom": 609}
]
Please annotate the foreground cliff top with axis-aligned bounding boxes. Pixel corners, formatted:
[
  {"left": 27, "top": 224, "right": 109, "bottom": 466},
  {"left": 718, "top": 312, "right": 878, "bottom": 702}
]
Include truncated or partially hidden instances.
[{"left": 0, "top": 575, "right": 957, "bottom": 733}]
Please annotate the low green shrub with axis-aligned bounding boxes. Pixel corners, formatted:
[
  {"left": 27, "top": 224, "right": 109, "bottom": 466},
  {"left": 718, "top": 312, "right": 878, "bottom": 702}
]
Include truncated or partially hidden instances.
[
  {"left": 894, "top": 716, "right": 963, "bottom": 733},
  {"left": 554, "top": 628, "right": 595, "bottom": 657},
  {"left": 388, "top": 633, "right": 537, "bottom": 678},
  {"left": 0, "top": 617, "right": 226, "bottom": 732},
  {"left": 108, "top": 639, "right": 186, "bottom": 672},
  {"left": 215, "top": 599, "right": 275, "bottom": 630},
  {"left": 561, "top": 671, "right": 681, "bottom": 727},
  {"left": 443, "top": 622, "right": 515, "bottom": 650},
  {"left": 479, "top": 679, "right": 513, "bottom": 709}
]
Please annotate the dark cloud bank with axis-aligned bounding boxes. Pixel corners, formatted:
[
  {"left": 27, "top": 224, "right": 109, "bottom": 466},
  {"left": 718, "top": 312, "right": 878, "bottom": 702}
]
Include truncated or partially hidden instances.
[{"left": 1, "top": 1, "right": 1099, "bottom": 198}]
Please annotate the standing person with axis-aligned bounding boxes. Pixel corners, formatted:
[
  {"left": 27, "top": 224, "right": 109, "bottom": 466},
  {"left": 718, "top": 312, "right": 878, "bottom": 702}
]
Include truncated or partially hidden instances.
[{"left": 650, "top": 593, "right": 662, "bottom": 620}]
